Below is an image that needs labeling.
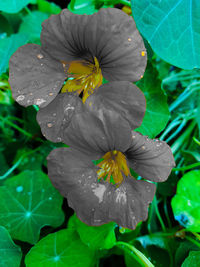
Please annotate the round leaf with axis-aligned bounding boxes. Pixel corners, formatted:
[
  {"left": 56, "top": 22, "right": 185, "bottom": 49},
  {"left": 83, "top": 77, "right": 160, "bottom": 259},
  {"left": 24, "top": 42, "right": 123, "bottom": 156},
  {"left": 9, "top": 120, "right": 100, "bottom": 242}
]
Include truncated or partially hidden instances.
[
  {"left": 171, "top": 170, "right": 200, "bottom": 232},
  {"left": 0, "top": 0, "right": 31, "bottom": 13},
  {"left": 136, "top": 62, "right": 170, "bottom": 137},
  {"left": 69, "top": 214, "right": 117, "bottom": 250},
  {"left": 182, "top": 251, "right": 200, "bottom": 267},
  {"left": 131, "top": 0, "right": 200, "bottom": 69},
  {"left": 25, "top": 229, "right": 96, "bottom": 267},
  {"left": 0, "top": 33, "right": 28, "bottom": 75},
  {"left": 19, "top": 11, "right": 49, "bottom": 43},
  {"left": 0, "top": 226, "right": 22, "bottom": 267},
  {"left": 0, "top": 170, "right": 65, "bottom": 244}
]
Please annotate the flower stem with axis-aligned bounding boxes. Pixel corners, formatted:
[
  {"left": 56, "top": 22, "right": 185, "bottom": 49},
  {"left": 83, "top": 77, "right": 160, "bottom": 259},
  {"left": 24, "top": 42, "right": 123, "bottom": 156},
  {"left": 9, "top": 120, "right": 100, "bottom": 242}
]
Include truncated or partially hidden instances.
[
  {"left": 172, "top": 162, "right": 200, "bottom": 172},
  {"left": 115, "top": 241, "right": 154, "bottom": 267}
]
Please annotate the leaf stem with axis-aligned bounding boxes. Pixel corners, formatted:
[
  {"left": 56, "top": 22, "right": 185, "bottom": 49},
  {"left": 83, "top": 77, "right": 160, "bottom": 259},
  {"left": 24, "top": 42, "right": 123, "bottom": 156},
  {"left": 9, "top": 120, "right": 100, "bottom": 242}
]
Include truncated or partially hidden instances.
[
  {"left": 153, "top": 196, "right": 167, "bottom": 232},
  {"left": 0, "top": 147, "right": 41, "bottom": 180},
  {"left": 69, "top": 0, "right": 76, "bottom": 10},
  {"left": 172, "top": 162, "right": 200, "bottom": 172},
  {"left": 185, "top": 236, "right": 200, "bottom": 249},
  {"left": 115, "top": 241, "right": 154, "bottom": 267}
]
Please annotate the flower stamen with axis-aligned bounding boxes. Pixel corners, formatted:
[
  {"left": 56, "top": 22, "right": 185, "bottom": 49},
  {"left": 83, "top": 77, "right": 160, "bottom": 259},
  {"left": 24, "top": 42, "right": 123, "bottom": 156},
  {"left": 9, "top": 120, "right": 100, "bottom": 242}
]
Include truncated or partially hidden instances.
[
  {"left": 61, "top": 57, "right": 103, "bottom": 102},
  {"left": 97, "top": 150, "right": 130, "bottom": 185}
]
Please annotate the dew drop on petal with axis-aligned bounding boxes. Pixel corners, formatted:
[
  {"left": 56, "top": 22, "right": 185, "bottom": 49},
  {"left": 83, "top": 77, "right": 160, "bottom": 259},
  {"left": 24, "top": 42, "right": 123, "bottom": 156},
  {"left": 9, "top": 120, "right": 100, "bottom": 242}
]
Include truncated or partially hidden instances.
[
  {"left": 128, "top": 38, "right": 132, "bottom": 41},
  {"left": 16, "top": 95, "right": 25, "bottom": 101},
  {"left": 47, "top": 123, "right": 53, "bottom": 128},
  {"left": 34, "top": 98, "right": 47, "bottom": 106},
  {"left": 37, "top": 54, "right": 44, "bottom": 59}
]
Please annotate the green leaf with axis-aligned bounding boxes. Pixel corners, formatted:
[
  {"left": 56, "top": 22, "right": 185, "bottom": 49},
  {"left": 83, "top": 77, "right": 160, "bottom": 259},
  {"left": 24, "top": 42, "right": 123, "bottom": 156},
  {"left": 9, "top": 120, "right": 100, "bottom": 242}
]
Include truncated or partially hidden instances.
[
  {"left": 182, "top": 251, "right": 200, "bottom": 267},
  {"left": 0, "top": 14, "right": 13, "bottom": 35},
  {"left": 25, "top": 229, "right": 96, "bottom": 267},
  {"left": 68, "top": 214, "right": 117, "bottom": 250},
  {"left": 0, "top": 170, "right": 65, "bottom": 244},
  {"left": 171, "top": 170, "right": 200, "bottom": 232},
  {"left": 136, "top": 62, "right": 170, "bottom": 138},
  {"left": 175, "top": 241, "right": 199, "bottom": 266},
  {"left": 0, "top": 0, "right": 31, "bottom": 13},
  {"left": 0, "top": 226, "right": 22, "bottom": 267},
  {"left": 0, "top": 33, "right": 28, "bottom": 75},
  {"left": 68, "top": 0, "right": 98, "bottom": 14},
  {"left": 131, "top": 0, "right": 200, "bottom": 69},
  {"left": 37, "top": 0, "right": 61, "bottom": 14},
  {"left": 19, "top": 11, "right": 49, "bottom": 43}
]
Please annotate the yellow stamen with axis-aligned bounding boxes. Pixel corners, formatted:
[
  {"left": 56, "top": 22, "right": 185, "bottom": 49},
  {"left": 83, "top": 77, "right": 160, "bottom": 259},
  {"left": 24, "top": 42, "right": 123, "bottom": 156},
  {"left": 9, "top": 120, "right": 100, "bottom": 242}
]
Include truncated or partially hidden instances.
[
  {"left": 61, "top": 57, "right": 103, "bottom": 102},
  {"left": 97, "top": 150, "right": 131, "bottom": 185}
]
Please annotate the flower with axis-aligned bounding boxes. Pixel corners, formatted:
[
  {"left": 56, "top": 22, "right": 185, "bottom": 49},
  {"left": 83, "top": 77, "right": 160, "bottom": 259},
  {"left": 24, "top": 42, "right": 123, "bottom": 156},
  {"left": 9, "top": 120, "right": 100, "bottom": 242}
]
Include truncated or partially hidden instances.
[
  {"left": 9, "top": 8, "right": 147, "bottom": 108},
  {"left": 47, "top": 109, "right": 175, "bottom": 229},
  {"left": 36, "top": 81, "right": 146, "bottom": 143}
]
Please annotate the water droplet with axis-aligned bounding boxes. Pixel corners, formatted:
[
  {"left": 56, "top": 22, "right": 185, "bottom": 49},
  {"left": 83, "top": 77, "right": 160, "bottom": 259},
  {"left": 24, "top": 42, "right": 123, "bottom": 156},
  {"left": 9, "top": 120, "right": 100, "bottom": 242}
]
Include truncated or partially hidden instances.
[
  {"left": 27, "top": 192, "right": 31, "bottom": 195},
  {"left": 37, "top": 54, "right": 44, "bottom": 59},
  {"left": 16, "top": 186, "right": 23, "bottom": 192},
  {"left": 57, "top": 137, "right": 61, "bottom": 142},
  {"left": 141, "top": 146, "right": 145, "bottom": 150},
  {"left": 41, "top": 189, "right": 45, "bottom": 192},
  {"left": 49, "top": 197, "right": 52, "bottom": 200},
  {"left": 16, "top": 95, "right": 25, "bottom": 101},
  {"left": 47, "top": 123, "right": 53, "bottom": 128},
  {"left": 128, "top": 38, "right": 132, "bottom": 41},
  {"left": 53, "top": 113, "right": 56, "bottom": 116},
  {"left": 49, "top": 92, "right": 54, "bottom": 96},
  {"left": 34, "top": 98, "right": 46, "bottom": 106}
]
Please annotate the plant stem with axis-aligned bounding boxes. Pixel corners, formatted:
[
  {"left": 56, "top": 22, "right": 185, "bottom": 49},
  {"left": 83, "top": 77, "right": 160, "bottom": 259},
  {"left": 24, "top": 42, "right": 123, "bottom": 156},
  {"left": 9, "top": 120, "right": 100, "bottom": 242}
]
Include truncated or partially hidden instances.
[
  {"left": 185, "top": 236, "right": 200, "bottom": 249},
  {"left": 70, "top": 0, "right": 76, "bottom": 10},
  {"left": 153, "top": 196, "right": 167, "bottom": 232},
  {"left": 115, "top": 241, "right": 154, "bottom": 267},
  {"left": 172, "top": 162, "right": 200, "bottom": 172},
  {"left": 0, "top": 117, "right": 32, "bottom": 138}
]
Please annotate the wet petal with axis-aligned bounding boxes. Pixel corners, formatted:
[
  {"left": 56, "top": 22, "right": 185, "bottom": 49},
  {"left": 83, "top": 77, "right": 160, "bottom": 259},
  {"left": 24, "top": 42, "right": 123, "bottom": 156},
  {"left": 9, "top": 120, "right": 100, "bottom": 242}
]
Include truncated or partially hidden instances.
[
  {"left": 85, "top": 8, "right": 147, "bottom": 82},
  {"left": 9, "top": 44, "right": 65, "bottom": 108},
  {"left": 85, "top": 81, "right": 146, "bottom": 130},
  {"left": 47, "top": 149, "right": 156, "bottom": 229},
  {"left": 63, "top": 109, "right": 133, "bottom": 158},
  {"left": 36, "top": 93, "right": 84, "bottom": 142},
  {"left": 126, "top": 132, "right": 175, "bottom": 182}
]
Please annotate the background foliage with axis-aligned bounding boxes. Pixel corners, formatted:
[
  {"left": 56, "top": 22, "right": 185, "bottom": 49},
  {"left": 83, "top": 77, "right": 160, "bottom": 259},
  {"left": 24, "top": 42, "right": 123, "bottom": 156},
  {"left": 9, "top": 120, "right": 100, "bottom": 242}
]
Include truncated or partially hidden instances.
[{"left": 0, "top": 0, "right": 200, "bottom": 266}]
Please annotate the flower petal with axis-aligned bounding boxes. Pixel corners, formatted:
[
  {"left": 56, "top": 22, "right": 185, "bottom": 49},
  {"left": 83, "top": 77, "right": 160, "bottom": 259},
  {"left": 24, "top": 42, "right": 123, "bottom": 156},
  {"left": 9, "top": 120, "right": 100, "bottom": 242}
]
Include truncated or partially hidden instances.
[
  {"left": 47, "top": 148, "right": 156, "bottom": 229},
  {"left": 36, "top": 93, "right": 84, "bottom": 142},
  {"left": 63, "top": 109, "right": 132, "bottom": 158},
  {"left": 41, "top": 8, "right": 146, "bottom": 81},
  {"left": 86, "top": 8, "right": 147, "bottom": 82},
  {"left": 9, "top": 44, "right": 65, "bottom": 108},
  {"left": 126, "top": 132, "right": 175, "bottom": 182},
  {"left": 41, "top": 9, "right": 92, "bottom": 62},
  {"left": 85, "top": 81, "right": 146, "bottom": 130}
]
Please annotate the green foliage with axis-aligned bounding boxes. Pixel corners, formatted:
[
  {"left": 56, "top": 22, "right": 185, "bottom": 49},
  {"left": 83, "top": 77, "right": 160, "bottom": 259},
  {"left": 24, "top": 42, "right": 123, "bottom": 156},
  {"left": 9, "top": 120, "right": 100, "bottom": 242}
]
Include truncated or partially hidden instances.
[
  {"left": 171, "top": 170, "right": 200, "bottom": 232},
  {"left": 0, "top": 0, "right": 31, "bottom": 13},
  {"left": 182, "top": 251, "right": 200, "bottom": 267},
  {"left": 37, "top": 0, "right": 61, "bottom": 14},
  {"left": 0, "top": 170, "right": 65, "bottom": 244},
  {"left": 0, "top": 226, "right": 22, "bottom": 267},
  {"left": 136, "top": 62, "right": 170, "bottom": 138},
  {"left": 131, "top": 0, "right": 200, "bottom": 69},
  {"left": 25, "top": 229, "right": 96, "bottom": 267},
  {"left": 0, "top": 33, "right": 28, "bottom": 75},
  {"left": 69, "top": 214, "right": 117, "bottom": 250},
  {"left": 19, "top": 11, "right": 49, "bottom": 43}
]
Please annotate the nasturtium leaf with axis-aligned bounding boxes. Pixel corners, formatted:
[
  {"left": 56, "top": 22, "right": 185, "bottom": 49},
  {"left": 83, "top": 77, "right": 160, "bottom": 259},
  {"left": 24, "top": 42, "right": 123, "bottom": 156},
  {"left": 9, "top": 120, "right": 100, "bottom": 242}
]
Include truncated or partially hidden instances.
[
  {"left": 171, "top": 170, "right": 200, "bottom": 232},
  {"left": 0, "top": 170, "right": 65, "bottom": 244},
  {"left": 0, "top": 33, "right": 28, "bottom": 75},
  {"left": 25, "top": 229, "right": 96, "bottom": 267},
  {"left": 19, "top": 11, "right": 49, "bottom": 43},
  {"left": 131, "top": 0, "right": 200, "bottom": 69},
  {"left": 37, "top": 0, "right": 61, "bottom": 14},
  {"left": 0, "top": 226, "right": 22, "bottom": 267},
  {"left": 69, "top": 214, "right": 117, "bottom": 250},
  {"left": 175, "top": 241, "right": 199, "bottom": 267},
  {"left": 0, "top": 0, "right": 31, "bottom": 13},
  {"left": 182, "top": 251, "right": 200, "bottom": 267},
  {"left": 136, "top": 62, "right": 170, "bottom": 138},
  {"left": 0, "top": 14, "right": 13, "bottom": 35}
]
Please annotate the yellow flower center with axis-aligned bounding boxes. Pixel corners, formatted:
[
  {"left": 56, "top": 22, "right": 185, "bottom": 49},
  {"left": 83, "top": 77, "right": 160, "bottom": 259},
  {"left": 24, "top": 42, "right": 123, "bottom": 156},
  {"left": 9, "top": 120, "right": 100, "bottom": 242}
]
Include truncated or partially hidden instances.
[
  {"left": 61, "top": 57, "right": 103, "bottom": 103},
  {"left": 97, "top": 150, "right": 130, "bottom": 185}
]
